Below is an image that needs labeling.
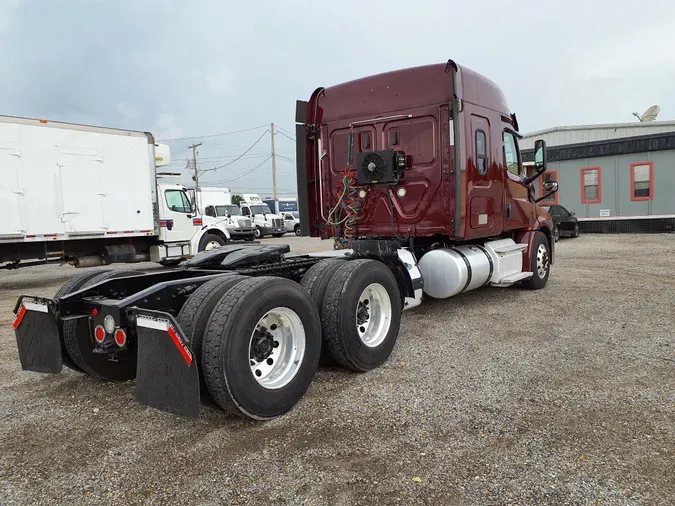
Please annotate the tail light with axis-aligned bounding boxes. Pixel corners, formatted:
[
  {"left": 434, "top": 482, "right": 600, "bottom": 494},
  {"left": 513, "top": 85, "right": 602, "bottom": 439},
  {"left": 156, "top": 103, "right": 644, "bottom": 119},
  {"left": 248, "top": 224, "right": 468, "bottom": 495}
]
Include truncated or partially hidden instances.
[
  {"left": 94, "top": 325, "right": 105, "bottom": 343},
  {"left": 114, "top": 329, "right": 127, "bottom": 347}
]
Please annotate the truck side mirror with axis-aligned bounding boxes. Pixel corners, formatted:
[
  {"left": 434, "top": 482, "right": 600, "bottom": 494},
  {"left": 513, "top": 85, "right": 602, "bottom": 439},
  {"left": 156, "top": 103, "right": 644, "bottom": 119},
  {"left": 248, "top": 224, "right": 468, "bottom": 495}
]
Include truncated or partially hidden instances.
[
  {"left": 535, "top": 180, "right": 558, "bottom": 203},
  {"left": 534, "top": 139, "right": 547, "bottom": 173}
]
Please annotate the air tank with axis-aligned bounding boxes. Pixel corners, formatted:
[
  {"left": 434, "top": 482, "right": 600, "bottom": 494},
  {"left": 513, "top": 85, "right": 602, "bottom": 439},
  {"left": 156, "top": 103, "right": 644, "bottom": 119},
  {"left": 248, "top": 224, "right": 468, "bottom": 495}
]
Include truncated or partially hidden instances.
[{"left": 417, "top": 245, "right": 494, "bottom": 299}]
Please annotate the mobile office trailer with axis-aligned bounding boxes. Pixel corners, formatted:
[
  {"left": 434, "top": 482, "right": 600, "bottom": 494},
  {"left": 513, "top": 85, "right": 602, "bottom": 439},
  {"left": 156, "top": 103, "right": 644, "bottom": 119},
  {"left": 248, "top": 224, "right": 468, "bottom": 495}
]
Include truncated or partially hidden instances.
[{"left": 0, "top": 115, "right": 232, "bottom": 269}]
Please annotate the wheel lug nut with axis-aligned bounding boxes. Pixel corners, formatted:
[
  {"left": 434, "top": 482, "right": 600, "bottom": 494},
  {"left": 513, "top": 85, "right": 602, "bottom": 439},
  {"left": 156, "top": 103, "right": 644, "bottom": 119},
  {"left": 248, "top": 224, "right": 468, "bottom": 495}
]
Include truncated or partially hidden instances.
[{"left": 270, "top": 324, "right": 278, "bottom": 331}]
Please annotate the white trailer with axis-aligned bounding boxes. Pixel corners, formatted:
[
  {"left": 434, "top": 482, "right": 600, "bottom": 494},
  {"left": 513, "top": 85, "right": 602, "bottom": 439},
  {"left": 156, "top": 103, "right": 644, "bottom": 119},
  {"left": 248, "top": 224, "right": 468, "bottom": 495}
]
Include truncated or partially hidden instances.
[{"left": 0, "top": 115, "right": 233, "bottom": 269}]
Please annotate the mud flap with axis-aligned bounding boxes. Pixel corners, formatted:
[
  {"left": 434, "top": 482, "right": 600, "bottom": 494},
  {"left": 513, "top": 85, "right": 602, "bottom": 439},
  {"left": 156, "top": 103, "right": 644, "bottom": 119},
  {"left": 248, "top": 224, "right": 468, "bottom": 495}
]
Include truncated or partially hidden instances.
[
  {"left": 13, "top": 296, "right": 62, "bottom": 374},
  {"left": 133, "top": 309, "right": 200, "bottom": 418}
]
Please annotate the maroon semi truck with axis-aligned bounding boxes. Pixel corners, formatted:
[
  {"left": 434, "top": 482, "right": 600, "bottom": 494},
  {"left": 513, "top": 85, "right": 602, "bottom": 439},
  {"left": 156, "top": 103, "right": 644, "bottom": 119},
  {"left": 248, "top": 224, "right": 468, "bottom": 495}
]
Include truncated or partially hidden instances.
[{"left": 11, "top": 59, "right": 557, "bottom": 420}]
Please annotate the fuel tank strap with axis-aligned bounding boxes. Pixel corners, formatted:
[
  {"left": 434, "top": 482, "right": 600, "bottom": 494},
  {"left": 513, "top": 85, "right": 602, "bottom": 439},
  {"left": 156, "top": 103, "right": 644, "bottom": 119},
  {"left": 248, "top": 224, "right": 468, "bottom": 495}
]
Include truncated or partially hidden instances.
[
  {"left": 474, "top": 245, "right": 494, "bottom": 286},
  {"left": 453, "top": 248, "right": 473, "bottom": 293}
]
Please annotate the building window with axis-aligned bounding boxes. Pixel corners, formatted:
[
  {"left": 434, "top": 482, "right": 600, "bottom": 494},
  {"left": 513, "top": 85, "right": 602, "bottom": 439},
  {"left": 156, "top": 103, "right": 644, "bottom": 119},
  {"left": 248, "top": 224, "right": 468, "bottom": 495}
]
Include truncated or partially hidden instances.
[
  {"left": 503, "top": 132, "right": 520, "bottom": 176},
  {"left": 581, "top": 167, "right": 602, "bottom": 204},
  {"left": 475, "top": 129, "right": 487, "bottom": 175},
  {"left": 539, "top": 170, "right": 559, "bottom": 205},
  {"left": 630, "top": 162, "right": 653, "bottom": 201}
]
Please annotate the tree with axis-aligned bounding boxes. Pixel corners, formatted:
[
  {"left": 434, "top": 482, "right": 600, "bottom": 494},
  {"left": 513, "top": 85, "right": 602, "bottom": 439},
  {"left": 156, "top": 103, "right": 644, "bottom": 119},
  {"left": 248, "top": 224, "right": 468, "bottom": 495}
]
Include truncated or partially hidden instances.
[{"left": 231, "top": 194, "right": 244, "bottom": 206}]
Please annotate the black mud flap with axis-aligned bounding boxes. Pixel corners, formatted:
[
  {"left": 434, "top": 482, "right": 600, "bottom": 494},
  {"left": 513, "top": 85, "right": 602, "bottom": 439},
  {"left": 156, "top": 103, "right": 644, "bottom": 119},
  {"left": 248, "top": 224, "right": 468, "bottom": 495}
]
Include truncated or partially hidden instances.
[
  {"left": 132, "top": 308, "right": 200, "bottom": 419},
  {"left": 13, "top": 296, "right": 62, "bottom": 374}
]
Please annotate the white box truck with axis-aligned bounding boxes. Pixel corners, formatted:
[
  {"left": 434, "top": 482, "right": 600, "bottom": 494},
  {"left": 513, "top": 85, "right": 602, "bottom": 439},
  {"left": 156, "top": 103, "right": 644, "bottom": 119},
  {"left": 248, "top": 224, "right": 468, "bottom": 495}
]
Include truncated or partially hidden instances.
[
  {"left": 195, "top": 186, "right": 256, "bottom": 241},
  {"left": 239, "top": 194, "right": 286, "bottom": 238},
  {"left": 0, "top": 114, "right": 234, "bottom": 269}
]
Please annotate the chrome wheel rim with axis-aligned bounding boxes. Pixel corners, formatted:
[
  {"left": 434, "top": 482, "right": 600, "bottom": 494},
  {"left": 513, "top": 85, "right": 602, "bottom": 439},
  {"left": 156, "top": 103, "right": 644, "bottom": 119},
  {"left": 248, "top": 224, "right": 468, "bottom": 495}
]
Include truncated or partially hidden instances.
[
  {"left": 255, "top": 228, "right": 261, "bottom": 238},
  {"left": 356, "top": 283, "right": 392, "bottom": 348},
  {"left": 204, "top": 240, "right": 222, "bottom": 251},
  {"left": 249, "top": 307, "right": 305, "bottom": 389},
  {"left": 536, "top": 243, "right": 550, "bottom": 279}
]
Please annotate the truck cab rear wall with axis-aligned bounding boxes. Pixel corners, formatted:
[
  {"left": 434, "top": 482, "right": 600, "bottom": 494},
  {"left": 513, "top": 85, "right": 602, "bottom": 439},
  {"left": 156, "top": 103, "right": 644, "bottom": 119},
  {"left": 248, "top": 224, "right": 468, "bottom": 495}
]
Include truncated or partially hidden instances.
[{"left": 296, "top": 59, "right": 554, "bottom": 242}]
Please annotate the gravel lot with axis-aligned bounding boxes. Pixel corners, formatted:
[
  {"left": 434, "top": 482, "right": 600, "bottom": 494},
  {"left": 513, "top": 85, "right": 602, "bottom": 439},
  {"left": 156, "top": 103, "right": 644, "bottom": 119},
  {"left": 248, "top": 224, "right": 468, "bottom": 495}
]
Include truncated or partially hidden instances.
[{"left": 0, "top": 234, "right": 673, "bottom": 505}]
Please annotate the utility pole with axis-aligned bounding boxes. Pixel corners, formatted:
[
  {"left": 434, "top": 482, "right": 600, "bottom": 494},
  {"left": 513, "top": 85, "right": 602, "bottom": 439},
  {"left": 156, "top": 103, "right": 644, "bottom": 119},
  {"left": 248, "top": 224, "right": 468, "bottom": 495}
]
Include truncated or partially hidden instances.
[
  {"left": 189, "top": 142, "right": 202, "bottom": 190},
  {"left": 270, "top": 123, "right": 277, "bottom": 200}
]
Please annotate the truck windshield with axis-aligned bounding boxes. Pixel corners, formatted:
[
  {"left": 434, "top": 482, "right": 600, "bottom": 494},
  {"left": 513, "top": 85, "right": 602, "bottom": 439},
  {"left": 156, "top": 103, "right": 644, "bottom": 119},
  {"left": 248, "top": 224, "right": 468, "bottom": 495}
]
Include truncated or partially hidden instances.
[
  {"left": 251, "top": 205, "right": 272, "bottom": 215},
  {"left": 215, "top": 205, "right": 240, "bottom": 216}
]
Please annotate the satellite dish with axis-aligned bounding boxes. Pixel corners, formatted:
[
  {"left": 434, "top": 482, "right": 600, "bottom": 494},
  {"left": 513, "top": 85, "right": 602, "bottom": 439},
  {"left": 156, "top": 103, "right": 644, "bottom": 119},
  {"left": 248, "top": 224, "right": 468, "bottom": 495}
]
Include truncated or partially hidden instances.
[{"left": 632, "top": 105, "right": 660, "bottom": 122}]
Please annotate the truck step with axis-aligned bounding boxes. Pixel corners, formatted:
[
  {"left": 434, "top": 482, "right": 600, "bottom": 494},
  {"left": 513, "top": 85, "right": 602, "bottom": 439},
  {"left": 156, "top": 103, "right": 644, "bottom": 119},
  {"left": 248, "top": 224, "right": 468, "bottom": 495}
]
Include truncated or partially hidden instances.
[
  {"left": 491, "top": 271, "right": 533, "bottom": 287},
  {"left": 493, "top": 243, "right": 528, "bottom": 254}
]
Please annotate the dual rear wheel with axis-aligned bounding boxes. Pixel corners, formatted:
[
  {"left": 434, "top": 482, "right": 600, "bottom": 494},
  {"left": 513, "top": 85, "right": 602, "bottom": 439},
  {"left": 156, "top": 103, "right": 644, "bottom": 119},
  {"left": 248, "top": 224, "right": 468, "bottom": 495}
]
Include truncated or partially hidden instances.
[{"left": 52, "top": 258, "right": 403, "bottom": 420}]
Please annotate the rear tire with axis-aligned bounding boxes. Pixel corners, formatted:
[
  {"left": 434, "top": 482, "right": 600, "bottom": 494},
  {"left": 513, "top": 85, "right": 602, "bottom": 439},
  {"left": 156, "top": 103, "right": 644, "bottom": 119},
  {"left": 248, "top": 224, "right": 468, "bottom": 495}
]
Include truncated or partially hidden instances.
[
  {"left": 62, "top": 269, "right": 143, "bottom": 380},
  {"left": 244, "top": 234, "right": 255, "bottom": 242},
  {"left": 521, "top": 231, "right": 550, "bottom": 290},
  {"left": 55, "top": 269, "right": 111, "bottom": 373},
  {"left": 176, "top": 274, "right": 248, "bottom": 401},
  {"left": 572, "top": 223, "right": 580, "bottom": 238},
  {"left": 201, "top": 277, "right": 321, "bottom": 420},
  {"left": 321, "top": 259, "right": 402, "bottom": 372},
  {"left": 300, "top": 259, "right": 347, "bottom": 366}
]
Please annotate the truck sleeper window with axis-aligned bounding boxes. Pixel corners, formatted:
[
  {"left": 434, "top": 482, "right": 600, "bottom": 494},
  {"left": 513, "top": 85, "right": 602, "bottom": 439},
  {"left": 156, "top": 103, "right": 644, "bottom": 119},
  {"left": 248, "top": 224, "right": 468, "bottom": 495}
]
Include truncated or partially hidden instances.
[{"left": 165, "top": 190, "right": 191, "bottom": 213}]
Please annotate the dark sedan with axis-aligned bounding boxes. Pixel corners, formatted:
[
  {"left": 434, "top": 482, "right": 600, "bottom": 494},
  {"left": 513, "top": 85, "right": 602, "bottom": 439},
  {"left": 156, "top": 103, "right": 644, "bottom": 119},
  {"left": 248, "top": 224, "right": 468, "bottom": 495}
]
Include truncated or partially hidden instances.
[{"left": 542, "top": 205, "right": 580, "bottom": 241}]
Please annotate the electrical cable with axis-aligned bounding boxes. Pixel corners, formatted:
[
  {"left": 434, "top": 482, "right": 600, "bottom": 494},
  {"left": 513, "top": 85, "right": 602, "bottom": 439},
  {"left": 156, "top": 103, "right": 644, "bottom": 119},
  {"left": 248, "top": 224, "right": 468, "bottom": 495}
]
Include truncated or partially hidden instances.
[
  {"left": 198, "top": 130, "right": 270, "bottom": 175},
  {"left": 205, "top": 156, "right": 272, "bottom": 184},
  {"left": 159, "top": 124, "right": 268, "bottom": 142}
]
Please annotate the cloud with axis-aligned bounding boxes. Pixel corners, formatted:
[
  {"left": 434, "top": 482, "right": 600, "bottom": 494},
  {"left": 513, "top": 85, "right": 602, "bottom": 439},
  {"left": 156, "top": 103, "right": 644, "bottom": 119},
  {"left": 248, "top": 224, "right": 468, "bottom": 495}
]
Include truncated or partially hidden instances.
[
  {"left": 0, "top": 0, "right": 673, "bottom": 194},
  {"left": 153, "top": 112, "right": 183, "bottom": 140}
]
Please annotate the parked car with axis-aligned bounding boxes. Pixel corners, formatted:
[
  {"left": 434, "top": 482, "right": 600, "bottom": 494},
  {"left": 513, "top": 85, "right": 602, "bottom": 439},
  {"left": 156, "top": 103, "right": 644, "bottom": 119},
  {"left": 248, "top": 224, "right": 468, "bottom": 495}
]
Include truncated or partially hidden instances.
[
  {"left": 283, "top": 212, "right": 301, "bottom": 236},
  {"left": 542, "top": 205, "right": 580, "bottom": 241}
]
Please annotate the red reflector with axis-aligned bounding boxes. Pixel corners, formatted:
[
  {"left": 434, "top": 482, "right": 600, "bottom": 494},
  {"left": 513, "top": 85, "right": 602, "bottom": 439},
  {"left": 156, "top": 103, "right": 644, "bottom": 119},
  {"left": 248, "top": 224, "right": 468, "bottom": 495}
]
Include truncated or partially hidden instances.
[
  {"left": 192, "top": 218, "right": 203, "bottom": 226},
  {"left": 91, "top": 308, "right": 98, "bottom": 317},
  {"left": 167, "top": 326, "right": 193, "bottom": 366},
  {"left": 114, "top": 329, "right": 127, "bottom": 347},
  {"left": 12, "top": 305, "right": 27, "bottom": 329},
  {"left": 94, "top": 325, "right": 105, "bottom": 343}
]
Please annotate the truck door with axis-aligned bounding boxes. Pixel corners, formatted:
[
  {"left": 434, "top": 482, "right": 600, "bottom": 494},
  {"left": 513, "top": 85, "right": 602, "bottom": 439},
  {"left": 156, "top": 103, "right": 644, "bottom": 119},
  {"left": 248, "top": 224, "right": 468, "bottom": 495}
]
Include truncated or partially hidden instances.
[
  {"left": 465, "top": 114, "right": 503, "bottom": 238},
  {"left": 502, "top": 130, "right": 535, "bottom": 231},
  {"left": 0, "top": 147, "right": 24, "bottom": 237},
  {"left": 59, "top": 153, "right": 105, "bottom": 233},
  {"left": 160, "top": 187, "right": 198, "bottom": 243}
]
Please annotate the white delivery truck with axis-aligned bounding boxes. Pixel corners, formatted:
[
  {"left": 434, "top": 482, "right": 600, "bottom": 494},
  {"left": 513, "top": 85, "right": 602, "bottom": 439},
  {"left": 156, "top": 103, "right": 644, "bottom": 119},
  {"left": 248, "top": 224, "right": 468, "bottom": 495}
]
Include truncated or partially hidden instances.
[
  {"left": 195, "top": 187, "right": 256, "bottom": 241},
  {"left": 0, "top": 114, "right": 232, "bottom": 269},
  {"left": 239, "top": 194, "right": 286, "bottom": 238}
]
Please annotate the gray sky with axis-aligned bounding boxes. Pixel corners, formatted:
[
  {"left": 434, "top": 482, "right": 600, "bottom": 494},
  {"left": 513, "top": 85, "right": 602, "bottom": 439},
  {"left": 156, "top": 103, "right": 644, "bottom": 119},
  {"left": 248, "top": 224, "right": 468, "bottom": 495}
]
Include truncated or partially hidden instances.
[{"left": 1, "top": 0, "right": 673, "bottom": 196}]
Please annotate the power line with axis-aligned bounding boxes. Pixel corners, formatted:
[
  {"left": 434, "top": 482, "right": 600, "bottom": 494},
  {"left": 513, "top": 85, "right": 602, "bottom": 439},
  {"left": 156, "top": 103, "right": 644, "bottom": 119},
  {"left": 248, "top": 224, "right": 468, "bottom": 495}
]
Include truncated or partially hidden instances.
[
  {"left": 276, "top": 129, "right": 296, "bottom": 142},
  {"left": 198, "top": 129, "right": 270, "bottom": 175},
  {"left": 158, "top": 124, "right": 268, "bottom": 142},
  {"left": 276, "top": 154, "right": 296, "bottom": 164},
  {"left": 275, "top": 125, "right": 297, "bottom": 137},
  {"left": 206, "top": 156, "right": 272, "bottom": 184}
]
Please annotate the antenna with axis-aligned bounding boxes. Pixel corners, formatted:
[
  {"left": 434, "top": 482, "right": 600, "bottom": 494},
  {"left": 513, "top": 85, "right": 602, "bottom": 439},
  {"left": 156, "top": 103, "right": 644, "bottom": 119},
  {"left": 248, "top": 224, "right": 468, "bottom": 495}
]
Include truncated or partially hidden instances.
[{"left": 632, "top": 105, "right": 660, "bottom": 122}]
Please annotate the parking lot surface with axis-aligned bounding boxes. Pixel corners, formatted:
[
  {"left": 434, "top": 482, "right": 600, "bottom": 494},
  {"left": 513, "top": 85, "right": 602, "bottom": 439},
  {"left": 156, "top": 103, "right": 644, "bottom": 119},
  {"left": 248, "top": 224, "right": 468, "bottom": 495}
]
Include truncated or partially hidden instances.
[{"left": 0, "top": 234, "right": 673, "bottom": 505}]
